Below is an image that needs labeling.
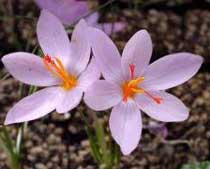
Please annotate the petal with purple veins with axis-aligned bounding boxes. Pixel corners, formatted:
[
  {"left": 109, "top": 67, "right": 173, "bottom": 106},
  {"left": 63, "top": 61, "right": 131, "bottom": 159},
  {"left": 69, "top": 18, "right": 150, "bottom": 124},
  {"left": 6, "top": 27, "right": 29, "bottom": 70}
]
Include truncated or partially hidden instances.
[
  {"left": 121, "top": 30, "right": 153, "bottom": 80},
  {"left": 2, "top": 52, "right": 59, "bottom": 86},
  {"left": 109, "top": 100, "right": 142, "bottom": 155},
  {"left": 5, "top": 87, "right": 61, "bottom": 125},
  {"left": 78, "top": 58, "right": 101, "bottom": 92},
  {"left": 142, "top": 53, "right": 203, "bottom": 90},
  {"left": 35, "top": 0, "right": 89, "bottom": 25},
  {"left": 135, "top": 91, "right": 189, "bottom": 122},
  {"left": 56, "top": 87, "right": 83, "bottom": 113},
  {"left": 68, "top": 19, "right": 91, "bottom": 75},
  {"left": 88, "top": 27, "right": 124, "bottom": 84},
  {"left": 84, "top": 80, "right": 122, "bottom": 111},
  {"left": 37, "top": 10, "right": 70, "bottom": 65}
]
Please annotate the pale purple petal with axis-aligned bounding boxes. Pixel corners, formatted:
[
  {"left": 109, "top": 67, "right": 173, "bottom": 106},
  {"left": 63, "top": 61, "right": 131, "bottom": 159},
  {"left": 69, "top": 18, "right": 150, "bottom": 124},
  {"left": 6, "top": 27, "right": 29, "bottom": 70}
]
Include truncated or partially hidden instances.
[
  {"left": 5, "top": 87, "right": 61, "bottom": 125},
  {"left": 86, "top": 11, "right": 126, "bottom": 35},
  {"left": 144, "top": 121, "right": 168, "bottom": 138},
  {"left": 56, "top": 87, "right": 83, "bottom": 113},
  {"left": 112, "top": 22, "right": 126, "bottom": 33},
  {"left": 142, "top": 53, "right": 203, "bottom": 90},
  {"left": 2, "top": 52, "right": 59, "bottom": 86},
  {"left": 88, "top": 27, "right": 124, "bottom": 84},
  {"left": 121, "top": 30, "right": 153, "bottom": 80},
  {"left": 109, "top": 100, "right": 142, "bottom": 155},
  {"left": 37, "top": 10, "right": 70, "bottom": 65},
  {"left": 96, "top": 22, "right": 126, "bottom": 35},
  {"left": 84, "top": 80, "right": 122, "bottom": 111},
  {"left": 135, "top": 91, "right": 189, "bottom": 122},
  {"left": 68, "top": 19, "right": 90, "bottom": 75},
  {"left": 35, "top": 0, "right": 89, "bottom": 25},
  {"left": 56, "top": 0, "right": 89, "bottom": 25},
  {"left": 78, "top": 58, "right": 100, "bottom": 91},
  {"left": 85, "top": 12, "right": 99, "bottom": 25}
]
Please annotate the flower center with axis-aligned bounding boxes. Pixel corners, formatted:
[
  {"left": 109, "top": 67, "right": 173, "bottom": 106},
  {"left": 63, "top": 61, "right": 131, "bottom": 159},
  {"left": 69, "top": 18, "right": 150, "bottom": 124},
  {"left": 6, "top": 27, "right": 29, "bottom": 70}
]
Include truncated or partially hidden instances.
[
  {"left": 43, "top": 55, "right": 77, "bottom": 90},
  {"left": 122, "top": 64, "right": 163, "bottom": 104}
]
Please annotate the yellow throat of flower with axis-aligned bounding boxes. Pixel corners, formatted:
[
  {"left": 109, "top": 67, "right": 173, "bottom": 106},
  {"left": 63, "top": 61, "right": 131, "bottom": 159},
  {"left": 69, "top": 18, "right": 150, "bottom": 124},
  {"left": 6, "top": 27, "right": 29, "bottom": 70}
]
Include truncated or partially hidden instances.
[
  {"left": 43, "top": 55, "right": 77, "bottom": 90},
  {"left": 122, "top": 64, "right": 163, "bottom": 104}
]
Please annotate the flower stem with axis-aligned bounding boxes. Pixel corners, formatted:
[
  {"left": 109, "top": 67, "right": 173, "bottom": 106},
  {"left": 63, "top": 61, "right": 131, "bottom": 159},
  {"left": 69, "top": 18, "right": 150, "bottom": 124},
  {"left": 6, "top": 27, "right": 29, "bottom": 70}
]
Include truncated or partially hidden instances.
[
  {"left": 0, "top": 126, "right": 21, "bottom": 169},
  {"left": 80, "top": 110, "right": 121, "bottom": 169}
]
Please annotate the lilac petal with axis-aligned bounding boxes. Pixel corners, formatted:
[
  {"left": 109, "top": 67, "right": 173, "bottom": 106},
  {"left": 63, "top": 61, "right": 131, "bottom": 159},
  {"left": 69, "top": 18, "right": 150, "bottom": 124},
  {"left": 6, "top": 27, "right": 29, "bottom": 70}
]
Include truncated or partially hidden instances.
[
  {"left": 144, "top": 121, "right": 168, "bottom": 138},
  {"left": 96, "top": 22, "right": 126, "bottom": 35},
  {"left": 56, "top": 87, "right": 83, "bottom": 113},
  {"left": 78, "top": 58, "right": 100, "bottom": 91},
  {"left": 84, "top": 80, "right": 122, "bottom": 111},
  {"left": 37, "top": 10, "right": 70, "bottom": 65},
  {"left": 35, "top": 0, "right": 89, "bottom": 25},
  {"left": 85, "top": 12, "right": 99, "bottom": 25},
  {"left": 135, "top": 91, "right": 189, "bottom": 122},
  {"left": 68, "top": 19, "right": 90, "bottom": 75},
  {"left": 56, "top": 0, "right": 89, "bottom": 25},
  {"left": 2, "top": 52, "right": 59, "bottom": 86},
  {"left": 121, "top": 30, "right": 153, "bottom": 80},
  {"left": 112, "top": 22, "right": 126, "bottom": 33},
  {"left": 5, "top": 87, "right": 61, "bottom": 125},
  {"left": 88, "top": 27, "right": 124, "bottom": 84},
  {"left": 142, "top": 53, "right": 203, "bottom": 90},
  {"left": 109, "top": 100, "right": 142, "bottom": 155}
]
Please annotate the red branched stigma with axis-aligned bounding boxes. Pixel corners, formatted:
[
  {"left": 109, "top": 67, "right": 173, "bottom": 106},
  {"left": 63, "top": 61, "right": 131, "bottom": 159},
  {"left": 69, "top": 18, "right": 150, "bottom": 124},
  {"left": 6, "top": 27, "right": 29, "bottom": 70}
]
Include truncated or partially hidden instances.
[
  {"left": 44, "top": 55, "right": 53, "bottom": 63},
  {"left": 144, "top": 90, "right": 163, "bottom": 104},
  {"left": 122, "top": 63, "right": 163, "bottom": 104},
  {"left": 43, "top": 55, "right": 77, "bottom": 90}
]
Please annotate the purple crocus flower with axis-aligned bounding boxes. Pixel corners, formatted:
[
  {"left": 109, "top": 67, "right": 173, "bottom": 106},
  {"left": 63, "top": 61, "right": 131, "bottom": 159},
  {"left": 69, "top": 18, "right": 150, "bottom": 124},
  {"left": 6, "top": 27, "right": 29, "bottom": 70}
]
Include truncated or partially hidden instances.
[
  {"left": 144, "top": 122, "right": 168, "bottom": 138},
  {"left": 34, "top": 0, "right": 126, "bottom": 35},
  {"left": 86, "top": 12, "right": 126, "bottom": 35},
  {"left": 84, "top": 27, "right": 203, "bottom": 155},
  {"left": 1, "top": 10, "right": 99, "bottom": 125},
  {"left": 35, "top": 0, "right": 89, "bottom": 25}
]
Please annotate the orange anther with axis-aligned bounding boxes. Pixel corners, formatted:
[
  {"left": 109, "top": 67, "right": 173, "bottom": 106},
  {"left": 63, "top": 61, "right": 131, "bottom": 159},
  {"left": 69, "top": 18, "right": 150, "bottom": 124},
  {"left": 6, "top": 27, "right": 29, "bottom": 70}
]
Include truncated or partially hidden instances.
[
  {"left": 43, "top": 55, "right": 77, "bottom": 90},
  {"left": 122, "top": 64, "right": 163, "bottom": 104}
]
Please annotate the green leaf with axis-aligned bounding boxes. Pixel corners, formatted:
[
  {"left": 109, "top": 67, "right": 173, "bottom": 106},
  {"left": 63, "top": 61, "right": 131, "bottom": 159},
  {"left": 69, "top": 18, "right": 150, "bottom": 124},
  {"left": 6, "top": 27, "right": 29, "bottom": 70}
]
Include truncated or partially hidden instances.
[
  {"left": 95, "top": 120, "right": 110, "bottom": 165},
  {"left": 85, "top": 126, "right": 102, "bottom": 164},
  {"left": 181, "top": 161, "right": 210, "bottom": 169}
]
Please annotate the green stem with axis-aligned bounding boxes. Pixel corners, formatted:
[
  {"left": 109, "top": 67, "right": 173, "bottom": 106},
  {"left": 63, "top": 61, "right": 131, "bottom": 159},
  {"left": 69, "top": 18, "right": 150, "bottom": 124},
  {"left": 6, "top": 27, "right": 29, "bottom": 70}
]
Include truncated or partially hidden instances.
[
  {"left": 0, "top": 72, "right": 10, "bottom": 80},
  {"left": 0, "top": 126, "right": 21, "bottom": 169},
  {"left": 16, "top": 124, "right": 24, "bottom": 154},
  {"left": 0, "top": 85, "right": 37, "bottom": 168},
  {"left": 79, "top": 111, "right": 102, "bottom": 163},
  {"left": 80, "top": 110, "right": 121, "bottom": 169}
]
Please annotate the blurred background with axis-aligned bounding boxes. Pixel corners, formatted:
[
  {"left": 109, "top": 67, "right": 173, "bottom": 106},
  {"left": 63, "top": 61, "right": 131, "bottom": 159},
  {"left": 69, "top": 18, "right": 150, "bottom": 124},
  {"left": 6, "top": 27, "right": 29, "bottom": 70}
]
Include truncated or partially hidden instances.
[{"left": 1, "top": 0, "right": 210, "bottom": 168}]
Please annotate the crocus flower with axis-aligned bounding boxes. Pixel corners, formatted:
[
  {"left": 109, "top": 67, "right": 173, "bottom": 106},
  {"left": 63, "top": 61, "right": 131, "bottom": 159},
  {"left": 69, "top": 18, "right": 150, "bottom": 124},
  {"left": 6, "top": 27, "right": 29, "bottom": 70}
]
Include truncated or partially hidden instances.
[
  {"left": 1, "top": 10, "right": 99, "bottom": 125},
  {"left": 84, "top": 27, "right": 203, "bottom": 155},
  {"left": 86, "top": 12, "right": 126, "bottom": 35},
  {"left": 35, "top": 0, "right": 89, "bottom": 25},
  {"left": 34, "top": 0, "right": 126, "bottom": 34},
  {"left": 143, "top": 122, "right": 168, "bottom": 138}
]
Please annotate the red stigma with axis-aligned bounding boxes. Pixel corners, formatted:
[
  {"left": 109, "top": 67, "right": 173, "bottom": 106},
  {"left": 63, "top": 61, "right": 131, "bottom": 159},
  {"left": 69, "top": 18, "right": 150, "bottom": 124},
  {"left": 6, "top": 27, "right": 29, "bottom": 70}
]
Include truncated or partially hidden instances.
[
  {"left": 144, "top": 91, "right": 163, "bottom": 104},
  {"left": 154, "top": 97, "right": 163, "bottom": 104},
  {"left": 129, "top": 64, "right": 135, "bottom": 79},
  {"left": 44, "top": 55, "right": 54, "bottom": 64}
]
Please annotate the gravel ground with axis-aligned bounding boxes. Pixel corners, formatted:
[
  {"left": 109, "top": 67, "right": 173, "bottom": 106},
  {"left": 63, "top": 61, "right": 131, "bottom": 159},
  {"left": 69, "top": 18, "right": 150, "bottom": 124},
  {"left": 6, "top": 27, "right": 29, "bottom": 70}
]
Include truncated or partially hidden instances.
[
  {"left": 1, "top": 1, "right": 210, "bottom": 169},
  {"left": 0, "top": 73, "right": 210, "bottom": 169}
]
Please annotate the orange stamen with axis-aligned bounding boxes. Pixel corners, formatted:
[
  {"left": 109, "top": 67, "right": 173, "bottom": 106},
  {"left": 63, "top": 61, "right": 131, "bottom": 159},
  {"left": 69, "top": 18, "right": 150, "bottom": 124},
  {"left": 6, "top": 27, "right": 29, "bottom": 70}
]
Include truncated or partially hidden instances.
[
  {"left": 122, "top": 64, "right": 163, "bottom": 104},
  {"left": 43, "top": 55, "right": 77, "bottom": 90},
  {"left": 122, "top": 77, "right": 144, "bottom": 102}
]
